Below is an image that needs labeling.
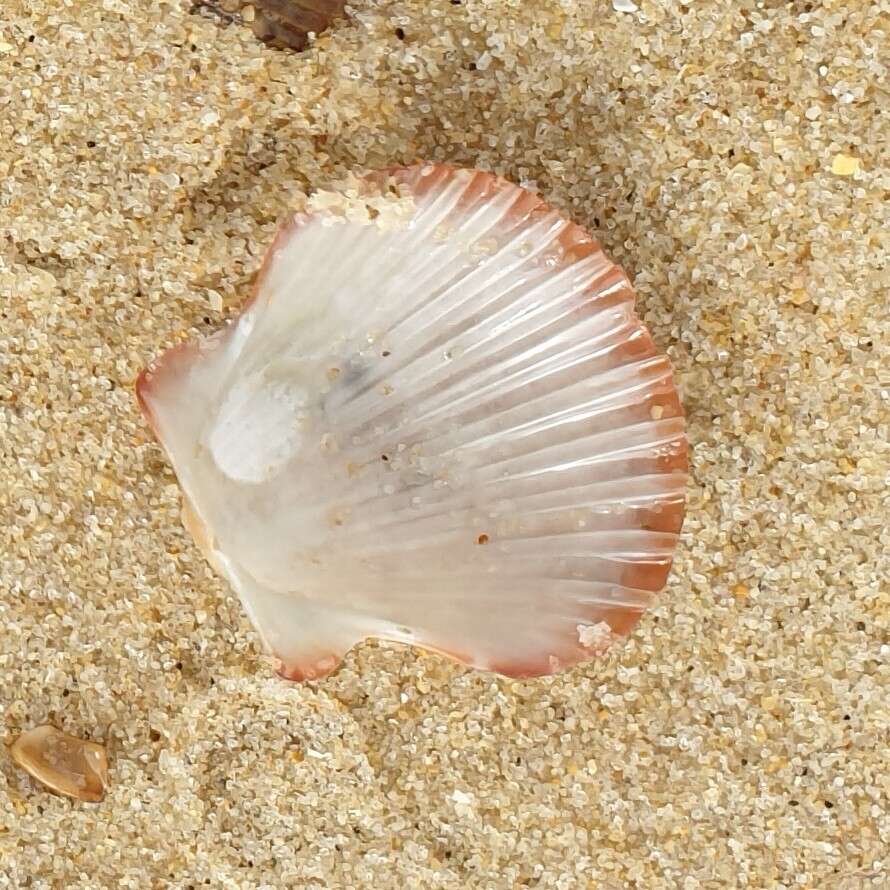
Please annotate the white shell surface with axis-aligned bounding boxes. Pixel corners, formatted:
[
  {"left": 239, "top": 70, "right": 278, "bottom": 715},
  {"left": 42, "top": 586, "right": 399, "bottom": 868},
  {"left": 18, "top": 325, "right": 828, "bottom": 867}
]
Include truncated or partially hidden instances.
[{"left": 138, "top": 165, "right": 687, "bottom": 679}]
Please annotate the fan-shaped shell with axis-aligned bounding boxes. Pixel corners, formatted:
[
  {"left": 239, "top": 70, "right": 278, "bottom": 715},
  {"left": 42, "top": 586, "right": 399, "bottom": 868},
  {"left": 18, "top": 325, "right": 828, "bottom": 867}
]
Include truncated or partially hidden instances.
[{"left": 137, "top": 164, "right": 687, "bottom": 680}]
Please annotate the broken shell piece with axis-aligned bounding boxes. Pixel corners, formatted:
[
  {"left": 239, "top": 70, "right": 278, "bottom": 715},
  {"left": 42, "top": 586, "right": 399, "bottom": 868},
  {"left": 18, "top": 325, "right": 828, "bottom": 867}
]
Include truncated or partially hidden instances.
[
  {"left": 137, "top": 163, "right": 687, "bottom": 680},
  {"left": 251, "top": 0, "right": 346, "bottom": 50},
  {"left": 10, "top": 725, "right": 108, "bottom": 802}
]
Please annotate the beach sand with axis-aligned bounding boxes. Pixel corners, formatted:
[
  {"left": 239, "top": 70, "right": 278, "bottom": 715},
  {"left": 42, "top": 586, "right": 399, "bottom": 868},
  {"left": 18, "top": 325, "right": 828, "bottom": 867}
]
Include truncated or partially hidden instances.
[{"left": 0, "top": 1, "right": 887, "bottom": 887}]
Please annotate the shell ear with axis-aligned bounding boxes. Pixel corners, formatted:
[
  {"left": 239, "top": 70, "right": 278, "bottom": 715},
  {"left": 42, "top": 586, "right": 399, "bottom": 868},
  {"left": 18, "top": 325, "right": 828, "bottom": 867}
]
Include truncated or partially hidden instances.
[
  {"left": 246, "top": 593, "right": 360, "bottom": 682},
  {"left": 137, "top": 163, "right": 686, "bottom": 680}
]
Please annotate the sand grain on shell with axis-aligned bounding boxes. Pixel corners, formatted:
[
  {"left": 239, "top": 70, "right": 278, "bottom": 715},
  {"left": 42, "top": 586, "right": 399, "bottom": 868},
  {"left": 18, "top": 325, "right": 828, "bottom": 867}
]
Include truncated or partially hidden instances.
[{"left": 1, "top": 1, "right": 888, "bottom": 888}]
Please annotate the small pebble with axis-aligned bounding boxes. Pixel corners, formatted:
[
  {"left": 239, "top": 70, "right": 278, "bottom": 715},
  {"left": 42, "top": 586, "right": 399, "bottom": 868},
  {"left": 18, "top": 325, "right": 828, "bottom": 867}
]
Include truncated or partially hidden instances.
[
  {"left": 831, "top": 153, "right": 861, "bottom": 176},
  {"left": 10, "top": 726, "right": 108, "bottom": 803}
]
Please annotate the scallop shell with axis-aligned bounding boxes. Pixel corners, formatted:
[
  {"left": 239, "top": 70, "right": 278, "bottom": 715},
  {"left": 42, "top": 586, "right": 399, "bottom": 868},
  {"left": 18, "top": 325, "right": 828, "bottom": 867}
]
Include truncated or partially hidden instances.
[{"left": 137, "top": 164, "right": 687, "bottom": 680}]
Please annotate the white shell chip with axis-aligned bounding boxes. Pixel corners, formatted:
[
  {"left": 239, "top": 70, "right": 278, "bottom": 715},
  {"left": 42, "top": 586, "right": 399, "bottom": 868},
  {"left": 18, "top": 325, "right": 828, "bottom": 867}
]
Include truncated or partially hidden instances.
[{"left": 138, "top": 164, "right": 687, "bottom": 680}]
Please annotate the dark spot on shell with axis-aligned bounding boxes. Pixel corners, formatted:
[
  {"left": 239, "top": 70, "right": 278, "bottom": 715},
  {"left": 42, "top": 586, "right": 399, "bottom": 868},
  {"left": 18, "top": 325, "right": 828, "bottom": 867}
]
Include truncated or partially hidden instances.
[{"left": 476, "top": 533, "right": 489, "bottom": 545}]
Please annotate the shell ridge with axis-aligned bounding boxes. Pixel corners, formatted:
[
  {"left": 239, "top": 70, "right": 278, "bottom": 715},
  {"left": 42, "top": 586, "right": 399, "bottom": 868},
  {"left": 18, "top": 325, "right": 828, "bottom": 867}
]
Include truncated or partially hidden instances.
[
  {"left": 486, "top": 430, "right": 686, "bottom": 485},
  {"left": 340, "top": 472, "right": 687, "bottom": 540},
  {"left": 483, "top": 465, "right": 687, "bottom": 502},
  {"left": 355, "top": 180, "right": 560, "bottom": 350},
  {"left": 324, "top": 213, "right": 572, "bottom": 412},
  {"left": 454, "top": 385, "right": 673, "bottom": 456},
  {"left": 402, "top": 350, "right": 670, "bottom": 438},
  {"left": 497, "top": 531, "right": 680, "bottom": 562},
  {"left": 327, "top": 248, "right": 618, "bottom": 432},
  {"left": 339, "top": 325, "right": 632, "bottom": 444},
  {"left": 336, "top": 229, "right": 608, "bottom": 395},
  {"left": 420, "top": 360, "right": 671, "bottom": 453},
  {"left": 348, "top": 293, "right": 639, "bottom": 435},
  {"left": 299, "top": 176, "right": 493, "bottom": 360},
  {"left": 293, "top": 361, "right": 680, "bottom": 525},
  {"left": 137, "top": 163, "right": 687, "bottom": 679},
  {"left": 443, "top": 417, "right": 685, "bottom": 493},
  {"left": 544, "top": 584, "right": 656, "bottom": 609}
]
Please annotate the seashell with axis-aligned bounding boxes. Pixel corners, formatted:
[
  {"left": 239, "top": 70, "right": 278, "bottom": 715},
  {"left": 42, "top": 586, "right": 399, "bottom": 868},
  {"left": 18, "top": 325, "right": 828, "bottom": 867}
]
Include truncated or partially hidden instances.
[
  {"left": 137, "top": 164, "right": 687, "bottom": 680},
  {"left": 10, "top": 725, "right": 108, "bottom": 802},
  {"left": 250, "top": 0, "right": 346, "bottom": 51},
  {"left": 192, "top": 0, "right": 346, "bottom": 51}
]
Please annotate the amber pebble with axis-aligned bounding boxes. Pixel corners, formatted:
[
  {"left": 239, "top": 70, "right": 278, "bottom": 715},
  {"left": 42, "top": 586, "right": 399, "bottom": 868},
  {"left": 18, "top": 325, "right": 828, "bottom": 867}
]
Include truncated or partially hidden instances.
[
  {"left": 251, "top": 0, "right": 347, "bottom": 50},
  {"left": 10, "top": 725, "right": 108, "bottom": 803}
]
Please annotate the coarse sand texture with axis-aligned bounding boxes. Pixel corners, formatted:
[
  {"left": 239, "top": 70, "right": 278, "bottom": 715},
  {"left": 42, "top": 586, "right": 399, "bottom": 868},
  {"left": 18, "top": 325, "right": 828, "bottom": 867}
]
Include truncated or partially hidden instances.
[{"left": 0, "top": 1, "right": 887, "bottom": 888}]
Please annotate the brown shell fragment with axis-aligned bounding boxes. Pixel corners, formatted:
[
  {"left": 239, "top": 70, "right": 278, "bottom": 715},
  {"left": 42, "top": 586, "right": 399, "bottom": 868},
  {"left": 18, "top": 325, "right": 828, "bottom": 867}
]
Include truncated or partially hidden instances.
[
  {"left": 251, "top": 0, "right": 347, "bottom": 50},
  {"left": 10, "top": 725, "right": 108, "bottom": 803}
]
